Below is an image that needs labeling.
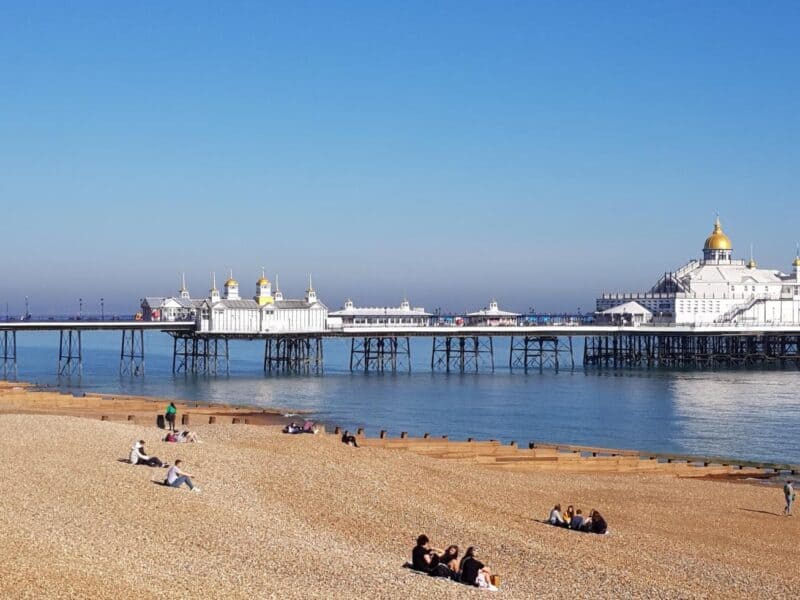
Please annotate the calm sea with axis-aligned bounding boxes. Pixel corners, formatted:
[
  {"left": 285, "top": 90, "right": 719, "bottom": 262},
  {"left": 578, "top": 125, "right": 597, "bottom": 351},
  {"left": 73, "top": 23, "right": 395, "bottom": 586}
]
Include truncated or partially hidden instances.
[{"left": 7, "top": 331, "right": 800, "bottom": 464}]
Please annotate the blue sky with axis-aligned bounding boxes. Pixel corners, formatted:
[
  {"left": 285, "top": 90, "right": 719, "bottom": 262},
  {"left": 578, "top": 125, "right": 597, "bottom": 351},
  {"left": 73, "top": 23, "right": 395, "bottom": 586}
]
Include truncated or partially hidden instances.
[{"left": 1, "top": 1, "right": 798, "bottom": 315}]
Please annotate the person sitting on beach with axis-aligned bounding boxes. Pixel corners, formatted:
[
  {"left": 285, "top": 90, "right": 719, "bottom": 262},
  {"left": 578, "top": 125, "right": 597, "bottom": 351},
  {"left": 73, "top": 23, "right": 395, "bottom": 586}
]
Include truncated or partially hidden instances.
[
  {"left": 411, "top": 534, "right": 440, "bottom": 573},
  {"left": 165, "top": 459, "right": 200, "bottom": 492},
  {"left": 283, "top": 422, "right": 303, "bottom": 434},
  {"left": 548, "top": 503, "right": 567, "bottom": 526},
  {"left": 129, "top": 440, "right": 164, "bottom": 467},
  {"left": 341, "top": 430, "right": 359, "bottom": 447},
  {"left": 569, "top": 509, "right": 585, "bottom": 530},
  {"left": 564, "top": 505, "right": 576, "bottom": 526},
  {"left": 439, "top": 545, "right": 460, "bottom": 574},
  {"left": 458, "top": 547, "right": 495, "bottom": 589},
  {"left": 589, "top": 509, "right": 608, "bottom": 534},
  {"left": 301, "top": 420, "right": 317, "bottom": 434}
]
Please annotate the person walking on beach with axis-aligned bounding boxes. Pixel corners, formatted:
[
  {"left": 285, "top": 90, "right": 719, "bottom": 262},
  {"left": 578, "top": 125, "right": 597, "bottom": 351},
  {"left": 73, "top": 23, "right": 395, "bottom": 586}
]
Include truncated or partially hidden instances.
[
  {"left": 166, "top": 459, "right": 200, "bottom": 492},
  {"left": 165, "top": 402, "right": 177, "bottom": 432},
  {"left": 784, "top": 480, "right": 795, "bottom": 516}
]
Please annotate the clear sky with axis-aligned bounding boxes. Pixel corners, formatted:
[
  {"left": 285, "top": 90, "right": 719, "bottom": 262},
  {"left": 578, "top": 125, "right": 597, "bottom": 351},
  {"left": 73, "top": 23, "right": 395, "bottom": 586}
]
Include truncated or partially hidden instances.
[{"left": 1, "top": 1, "right": 798, "bottom": 316}]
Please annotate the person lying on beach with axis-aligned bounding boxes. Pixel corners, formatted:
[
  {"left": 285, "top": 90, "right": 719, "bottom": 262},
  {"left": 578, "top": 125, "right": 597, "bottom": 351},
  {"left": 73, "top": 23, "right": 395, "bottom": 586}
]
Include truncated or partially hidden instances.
[
  {"left": 548, "top": 504, "right": 567, "bottom": 526},
  {"left": 341, "top": 431, "right": 359, "bottom": 447},
  {"left": 165, "top": 459, "right": 200, "bottom": 492},
  {"left": 129, "top": 440, "right": 164, "bottom": 467},
  {"left": 165, "top": 430, "right": 199, "bottom": 443},
  {"left": 459, "top": 546, "right": 496, "bottom": 589}
]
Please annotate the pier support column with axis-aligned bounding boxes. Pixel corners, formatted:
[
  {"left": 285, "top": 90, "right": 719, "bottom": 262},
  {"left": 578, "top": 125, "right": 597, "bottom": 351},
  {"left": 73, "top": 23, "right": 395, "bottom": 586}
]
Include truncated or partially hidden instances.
[
  {"left": 431, "top": 336, "right": 494, "bottom": 373},
  {"left": 0, "top": 330, "right": 17, "bottom": 380},
  {"left": 509, "top": 336, "right": 574, "bottom": 372},
  {"left": 57, "top": 329, "right": 82, "bottom": 377},
  {"left": 264, "top": 336, "right": 322, "bottom": 374},
  {"left": 120, "top": 329, "right": 145, "bottom": 376},
  {"left": 172, "top": 334, "right": 229, "bottom": 375},
  {"left": 349, "top": 336, "right": 411, "bottom": 373}
]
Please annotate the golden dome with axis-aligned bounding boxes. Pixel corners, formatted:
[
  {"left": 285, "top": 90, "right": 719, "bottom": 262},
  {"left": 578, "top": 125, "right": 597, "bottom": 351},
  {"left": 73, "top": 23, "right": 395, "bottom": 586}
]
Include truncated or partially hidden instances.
[
  {"left": 256, "top": 277, "right": 269, "bottom": 286},
  {"left": 703, "top": 217, "right": 732, "bottom": 250},
  {"left": 746, "top": 258, "right": 757, "bottom": 269},
  {"left": 225, "top": 278, "right": 238, "bottom": 287},
  {"left": 793, "top": 256, "right": 800, "bottom": 268}
]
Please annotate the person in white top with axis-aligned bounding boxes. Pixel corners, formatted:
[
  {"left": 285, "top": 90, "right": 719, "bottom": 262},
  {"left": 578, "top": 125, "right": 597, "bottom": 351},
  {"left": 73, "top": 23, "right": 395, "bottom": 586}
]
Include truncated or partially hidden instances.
[
  {"left": 166, "top": 459, "right": 200, "bottom": 492},
  {"left": 548, "top": 503, "right": 566, "bottom": 527},
  {"left": 129, "top": 440, "right": 163, "bottom": 467}
]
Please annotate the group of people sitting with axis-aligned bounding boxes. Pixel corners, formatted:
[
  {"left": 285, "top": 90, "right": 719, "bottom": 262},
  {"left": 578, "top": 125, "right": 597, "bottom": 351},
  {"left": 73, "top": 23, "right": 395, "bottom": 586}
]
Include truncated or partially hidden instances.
[
  {"left": 163, "top": 430, "right": 200, "bottom": 443},
  {"left": 548, "top": 504, "right": 608, "bottom": 534},
  {"left": 409, "top": 535, "right": 498, "bottom": 590},
  {"left": 128, "top": 440, "right": 200, "bottom": 493},
  {"left": 282, "top": 420, "right": 318, "bottom": 434}
]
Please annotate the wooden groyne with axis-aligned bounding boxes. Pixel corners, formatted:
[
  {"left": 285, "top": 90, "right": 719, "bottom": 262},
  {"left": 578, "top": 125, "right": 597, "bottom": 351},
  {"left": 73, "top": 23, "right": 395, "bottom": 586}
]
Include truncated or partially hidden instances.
[{"left": 333, "top": 427, "right": 798, "bottom": 477}]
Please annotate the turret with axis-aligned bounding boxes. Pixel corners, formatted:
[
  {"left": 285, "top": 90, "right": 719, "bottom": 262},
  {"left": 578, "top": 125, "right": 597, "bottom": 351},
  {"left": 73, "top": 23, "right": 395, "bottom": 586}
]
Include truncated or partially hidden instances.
[
  {"left": 305, "top": 275, "right": 317, "bottom": 304},
  {"left": 224, "top": 270, "right": 240, "bottom": 300},
  {"left": 273, "top": 275, "right": 284, "bottom": 301},
  {"left": 255, "top": 269, "right": 273, "bottom": 306},
  {"left": 179, "top": 273, "right": 190, "bottom": 299},
  {"left": 209, "top": 273, "right": 220, "bottom": 303}
]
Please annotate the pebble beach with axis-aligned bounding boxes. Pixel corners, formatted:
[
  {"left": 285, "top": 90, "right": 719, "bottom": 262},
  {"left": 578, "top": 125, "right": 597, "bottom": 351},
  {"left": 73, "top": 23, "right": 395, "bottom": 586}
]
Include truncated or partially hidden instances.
[{"left": 1, "top": 395, "right": 799, "bottom": 598}]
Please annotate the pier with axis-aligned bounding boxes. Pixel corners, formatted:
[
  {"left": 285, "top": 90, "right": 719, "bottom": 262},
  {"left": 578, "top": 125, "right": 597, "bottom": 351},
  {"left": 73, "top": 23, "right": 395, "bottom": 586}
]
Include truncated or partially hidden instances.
[{"left": 3, "top": 319, "right": 800, "bottom": 378}]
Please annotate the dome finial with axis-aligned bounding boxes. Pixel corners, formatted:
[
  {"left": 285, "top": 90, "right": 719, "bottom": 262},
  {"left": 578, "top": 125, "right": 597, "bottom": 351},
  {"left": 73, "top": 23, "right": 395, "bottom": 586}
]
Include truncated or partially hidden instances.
[{"left": 703, "top": 216, "right": 732, "bottom": 251}]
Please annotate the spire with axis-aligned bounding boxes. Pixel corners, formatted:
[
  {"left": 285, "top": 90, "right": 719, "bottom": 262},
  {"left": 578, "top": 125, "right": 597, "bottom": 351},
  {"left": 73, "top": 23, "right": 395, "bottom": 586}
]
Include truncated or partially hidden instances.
[
  {"left": 306, "top": 273, "right": 317, "bottom": 303},
  {"left": 179, "top": 272, "right": 190, "bottom": 298},
  {"left": 212, "top": 272, "right": 217, "bottom": 291},
  {"left": 746, "top": 244, "right": 757, "bottom": 269}
]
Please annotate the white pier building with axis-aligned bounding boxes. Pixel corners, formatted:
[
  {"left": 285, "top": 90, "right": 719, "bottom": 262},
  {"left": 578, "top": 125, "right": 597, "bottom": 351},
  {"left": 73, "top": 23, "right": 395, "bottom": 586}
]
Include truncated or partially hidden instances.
[
  {"left": 328, "top": 298, "right": 432, "bottom": 327},
  {"left": 597, "top": 218, "right": 800, "bottom": 325},
  {"left": 465, "top": 300, "right": 520, "bottom": 326},
  {"left": 144, "top": 273, "right": 328, "bottom": 333}
]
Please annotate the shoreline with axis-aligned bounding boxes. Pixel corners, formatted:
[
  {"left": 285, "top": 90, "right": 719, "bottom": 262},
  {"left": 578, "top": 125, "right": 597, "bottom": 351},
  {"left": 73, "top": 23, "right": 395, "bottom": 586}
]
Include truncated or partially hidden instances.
[
  {"left": 0, "top": 380, "right": 305, "bottom": 428},
  {"left": 0, "top": 380, "right": 792, "bottom": 486}
]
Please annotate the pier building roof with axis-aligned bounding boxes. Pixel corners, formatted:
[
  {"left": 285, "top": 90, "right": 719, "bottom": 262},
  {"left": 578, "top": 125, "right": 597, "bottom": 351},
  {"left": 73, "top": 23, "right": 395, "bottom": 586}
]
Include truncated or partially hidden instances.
[
  {"left": 466, "top": 300, "right": 519, "bottom": 318},
  {"left": 703, "top": 217, "right": 732, "bottom": 250}
]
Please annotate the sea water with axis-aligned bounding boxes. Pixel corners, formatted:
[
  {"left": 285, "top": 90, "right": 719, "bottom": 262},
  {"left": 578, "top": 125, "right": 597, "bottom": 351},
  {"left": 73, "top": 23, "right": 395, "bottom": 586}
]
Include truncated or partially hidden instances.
[{"left": 7, "top": 331, "right": 800, "bottom": 464}]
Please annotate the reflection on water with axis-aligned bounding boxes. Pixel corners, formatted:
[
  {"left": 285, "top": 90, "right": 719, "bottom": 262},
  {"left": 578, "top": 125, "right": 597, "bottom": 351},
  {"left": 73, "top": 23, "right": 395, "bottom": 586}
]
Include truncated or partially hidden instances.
[{"left": 8, "top": 332, "right": 800, "bottom": 463}]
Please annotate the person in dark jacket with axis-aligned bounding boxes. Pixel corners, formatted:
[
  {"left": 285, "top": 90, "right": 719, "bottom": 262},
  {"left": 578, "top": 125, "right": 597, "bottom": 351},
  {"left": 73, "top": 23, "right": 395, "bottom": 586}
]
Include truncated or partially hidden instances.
[
  {"left": 411, "top": 534, "right": 440, "bottom": 573},
  {"left": 458, "top": 546, "right": 492, "bottom": 587},
  {"left": 589, "top": 509, "right": 608, "bottom": 534}
]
